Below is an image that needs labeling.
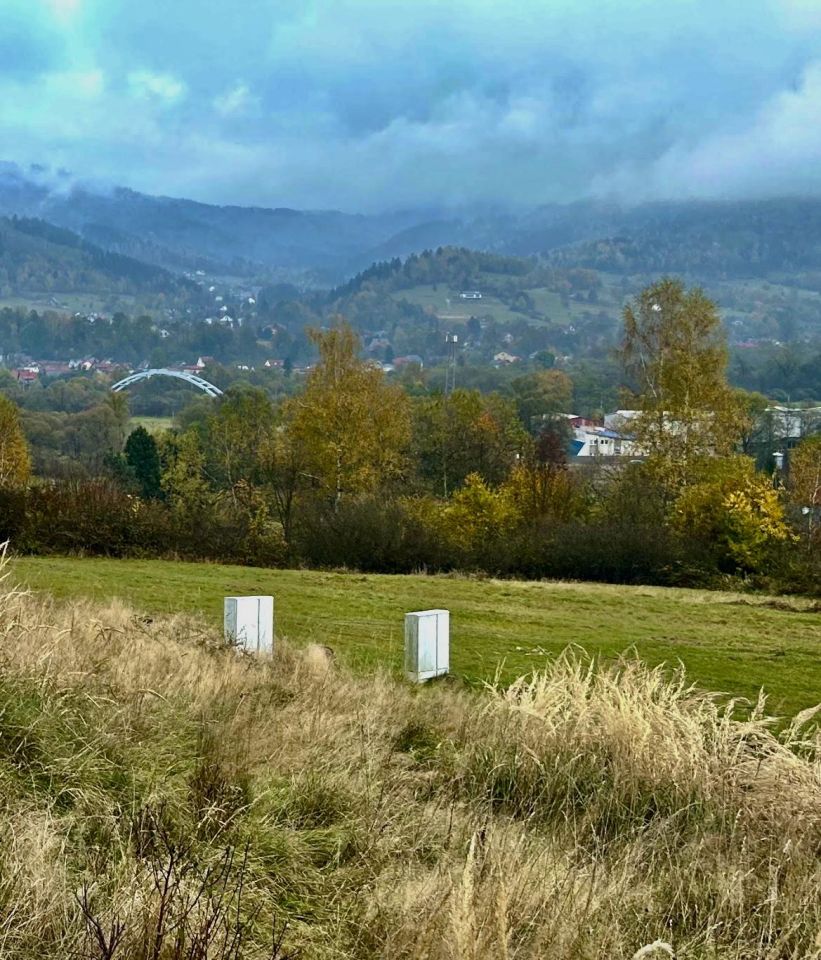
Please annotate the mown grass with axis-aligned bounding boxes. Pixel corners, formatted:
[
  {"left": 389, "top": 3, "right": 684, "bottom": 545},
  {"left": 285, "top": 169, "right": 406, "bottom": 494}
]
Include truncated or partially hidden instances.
[
  {"left": 13, "top": 555, "right": 821, "bottom": 716},
  {"left": 0, "top": 574, "right": 818, "bottom": 958}
]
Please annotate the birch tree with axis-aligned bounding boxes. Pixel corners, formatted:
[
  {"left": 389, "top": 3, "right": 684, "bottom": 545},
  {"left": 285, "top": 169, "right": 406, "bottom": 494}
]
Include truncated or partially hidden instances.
[
  {"left": 286, "top": 323, "right": 411, "bottom": 508},
  {"left": 621, "top": 278, "right": 742, "bottom": 490}
]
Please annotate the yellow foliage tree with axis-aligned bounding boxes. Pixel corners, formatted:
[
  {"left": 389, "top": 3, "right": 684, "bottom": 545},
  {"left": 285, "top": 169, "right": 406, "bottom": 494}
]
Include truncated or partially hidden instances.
[
  {"left": 674, "top": 456, "right": 792, "bottom": 572},
  {"left": 788, "top": 434, "right": 821, "bottom": 545},
  {"left": 441, "top": 473, "right": 517, "bottom": 554},
  {"left": 286, "top": 323, "right": 411, "bottom": 508},
  {"left": 501, "top": 460, "right": 588, "bottom": 523},
  {"left": 621, "top": 278, "right": 743, "bottom": 492},
  {"left": 0, "top": 395, "right": 31, "bottom": 488}
]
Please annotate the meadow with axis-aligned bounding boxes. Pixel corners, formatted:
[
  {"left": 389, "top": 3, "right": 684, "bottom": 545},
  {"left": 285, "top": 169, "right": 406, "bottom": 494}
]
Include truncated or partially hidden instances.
[
  {"left": 0, "top": 568, "right": 818, "bottom": 958},
  {"left": 13, "top": 555, "right": 821, "bottom": 716},
  {"left": 129, "top": 415, "right": 175, "bottom": 433}
]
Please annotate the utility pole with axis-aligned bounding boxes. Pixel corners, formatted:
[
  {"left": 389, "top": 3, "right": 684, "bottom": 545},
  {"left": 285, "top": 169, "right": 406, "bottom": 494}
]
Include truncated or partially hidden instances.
[
  {"left": 444, "top": 332, "right": 459, "bottom": 397},
  {"left": 442, "top": 332, "right": 460, "bottom": 498}
]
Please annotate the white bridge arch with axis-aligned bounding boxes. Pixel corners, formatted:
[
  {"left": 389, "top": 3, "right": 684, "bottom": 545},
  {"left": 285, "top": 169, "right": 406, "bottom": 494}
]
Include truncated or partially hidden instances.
[{"left": 111, "top": 368, "right": 224, "bottom": 398}]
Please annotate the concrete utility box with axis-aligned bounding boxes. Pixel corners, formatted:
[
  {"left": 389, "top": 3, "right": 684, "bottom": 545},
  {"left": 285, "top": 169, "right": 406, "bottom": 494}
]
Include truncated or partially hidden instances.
[
  {"left": 405, "top": 609, "right": 449, "bottom": 682},
  {"left": 224, "top": 596, "right": 274, "bottom": 655}
]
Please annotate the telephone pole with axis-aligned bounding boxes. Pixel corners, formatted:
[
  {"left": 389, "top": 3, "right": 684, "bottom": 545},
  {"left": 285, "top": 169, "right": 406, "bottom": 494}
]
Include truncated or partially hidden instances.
[{"left": 444, "top": 332, "right": 459, "bottom": 397}]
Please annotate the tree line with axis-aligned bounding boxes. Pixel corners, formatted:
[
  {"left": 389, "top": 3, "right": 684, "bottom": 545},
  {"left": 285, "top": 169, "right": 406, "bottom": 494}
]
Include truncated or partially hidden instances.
[{"left": 0, "top": 279, "right": 818, "bottom": 593}]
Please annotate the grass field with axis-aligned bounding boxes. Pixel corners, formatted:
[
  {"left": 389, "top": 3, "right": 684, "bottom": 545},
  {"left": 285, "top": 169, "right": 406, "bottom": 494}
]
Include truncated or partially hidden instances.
[
  {"left": 12, "top": 555, "right": 820, "bottom": 716},
  {"left": 129, "top": 415, "right": 174, "bottom": 433},
  {"left": 393, "top": 278, "right": 628, "bottom": 330}
]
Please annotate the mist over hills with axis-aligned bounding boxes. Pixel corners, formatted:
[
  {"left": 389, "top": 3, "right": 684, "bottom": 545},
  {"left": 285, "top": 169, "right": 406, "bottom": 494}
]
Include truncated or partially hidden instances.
[{"left": 3, "top": 162, "right": 821, "bottom": 289}]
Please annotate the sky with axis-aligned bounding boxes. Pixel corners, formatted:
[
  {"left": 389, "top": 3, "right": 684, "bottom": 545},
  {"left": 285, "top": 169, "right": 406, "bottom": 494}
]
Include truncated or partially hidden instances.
[{"left": 2, "top": 0, "right": 821, "bottom": 212}]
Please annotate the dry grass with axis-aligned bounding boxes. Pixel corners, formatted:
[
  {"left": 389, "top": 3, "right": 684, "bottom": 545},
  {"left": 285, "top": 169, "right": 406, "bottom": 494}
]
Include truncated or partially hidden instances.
[{"left": 0, "top": 567, "right": 819, "bottom": 959}]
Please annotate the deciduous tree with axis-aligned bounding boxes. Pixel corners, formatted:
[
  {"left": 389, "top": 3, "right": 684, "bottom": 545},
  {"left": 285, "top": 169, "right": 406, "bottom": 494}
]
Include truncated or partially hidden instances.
[
  {"left": 621, "top": 278, "right": 742, "bottom": 490},
  {"left": 788, "top": 434, "right": 821, "bottom": 544},
  {"left": 0, "top": 394, "right": 31, "bottom": 487},
  {"left": 411, "top": 388, "right": 528, "bottom": 495},
  {"left": 286, "top": 323, "right": 411, "bottom": 507}
]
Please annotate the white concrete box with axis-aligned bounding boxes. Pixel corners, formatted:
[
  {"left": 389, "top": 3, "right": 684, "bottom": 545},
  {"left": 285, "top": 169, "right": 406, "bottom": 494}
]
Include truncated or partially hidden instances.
[
  {"left": 405, "top": 609, "right": 449, "bottom": 682},
  {"left": 224, "top": 596, "right": 275, "bottom": 655}
]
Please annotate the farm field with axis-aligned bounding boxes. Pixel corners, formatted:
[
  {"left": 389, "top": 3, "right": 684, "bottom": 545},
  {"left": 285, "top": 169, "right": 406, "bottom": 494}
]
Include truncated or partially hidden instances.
[
  {"left": 393, "top": 283, "right": 624, "bottom": 328},
  {"left": 13, "top": 555, "right": 821, "bottom": 716}
]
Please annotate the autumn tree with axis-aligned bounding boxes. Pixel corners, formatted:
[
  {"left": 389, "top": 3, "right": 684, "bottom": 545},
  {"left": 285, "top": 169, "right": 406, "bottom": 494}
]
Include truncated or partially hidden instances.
[
  {"left": 105, "top": 391, "right": 130, "bottom": 450},
  {"left": 673, "top": 456, "right": 792, "bottom": 572},
  {"left": 285, "top": 323, "right": 411, "bottom": 507},
  {"left": 205, "top": 386, "right": 277, "bottom": 497},
  {"left": 0, "top": 394, "right": 31, "bottom": 487},
  {"left": 621, "top": 278, "right": 742, "bottom": 490},
  {"left": 411, "top": 388, "right": 529, "bottom": 495},
  {"left": 788, "top": 434, "right": 821, "bottom": 544},
  {"left": 159, "top": 429, "right": 212, "bottom": 516}
]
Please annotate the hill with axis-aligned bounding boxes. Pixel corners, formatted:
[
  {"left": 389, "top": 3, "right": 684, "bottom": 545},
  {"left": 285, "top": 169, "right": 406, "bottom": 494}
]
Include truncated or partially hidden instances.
[
  {"left": 542, "top": 198, "right": 821, "bottom": 280},
  {"left": 7, "top": 163, "right": 821, "bottom": 287},
  {"left": 1, "top": 566, "right": 819, "bottom": 958},
  {"left": 0, "top": 163, "right": 427, "bottom": 280},
  {"left": 14, "top": 555, "right": 821, "bottom": 715},
  {"left": 324, "top": 247, "right": 821, "bottom": 382},
  {"left": 0, "top": 215, "right": 196, "bottom": 300}
]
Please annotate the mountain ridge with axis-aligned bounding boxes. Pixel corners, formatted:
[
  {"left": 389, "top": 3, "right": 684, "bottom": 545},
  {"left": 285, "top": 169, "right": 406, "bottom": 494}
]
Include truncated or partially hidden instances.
[{"left": 4, "top": 162, "right": 821, "bottom": 286}]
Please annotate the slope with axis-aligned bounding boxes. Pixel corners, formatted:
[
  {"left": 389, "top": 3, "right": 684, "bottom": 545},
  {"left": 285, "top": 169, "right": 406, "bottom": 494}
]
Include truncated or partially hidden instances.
[
  {"left": 13, "top": 555, "right": 821, "bottom": 716},
  {"left": 0, "top": 216, "right": 196, "bottom": 299}
]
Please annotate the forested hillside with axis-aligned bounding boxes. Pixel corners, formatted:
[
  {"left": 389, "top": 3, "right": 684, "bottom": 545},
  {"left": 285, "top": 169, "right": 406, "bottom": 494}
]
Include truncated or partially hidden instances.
[
  {"left": 7, "top": 163, "right": 821, "bottom": 285},
  {"left": 0, "top": 216, "right": 195, "bottom": 298}
]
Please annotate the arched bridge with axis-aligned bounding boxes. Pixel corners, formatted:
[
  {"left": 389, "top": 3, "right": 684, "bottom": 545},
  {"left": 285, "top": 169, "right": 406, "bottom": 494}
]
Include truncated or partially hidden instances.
[{"left": 110, "top": 368, "right": 224, "bottom": 398}]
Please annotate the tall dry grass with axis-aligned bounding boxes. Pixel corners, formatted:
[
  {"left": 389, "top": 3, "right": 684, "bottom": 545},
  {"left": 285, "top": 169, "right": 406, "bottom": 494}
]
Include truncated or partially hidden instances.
[{"left": 0, "top": 567, "right": 818, "bottom": 959}]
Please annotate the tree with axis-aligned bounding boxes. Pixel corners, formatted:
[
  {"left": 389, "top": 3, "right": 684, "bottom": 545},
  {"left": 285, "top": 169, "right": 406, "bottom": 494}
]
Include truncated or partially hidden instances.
[
  {"left": 512, "top": 369, "right": 573, "bottom": 433},
  {"left": 286, "top": 323, "right": 411, "bottom": 508},
  {"left": 0, "top": 395, "right": 31, "bottom": 487},
  {"left": 160, "top": 429, "right": 212, "bottom": 515},
  {"left": 124, "top": 426, "right": 162, "bottom": 499},
  {"left": 674, "top": 456, "right": 792, "bottom": 573},
  {"left": 411, "top": 389, "right": 528, "bottom": 495},
  {"left": 205, "top": 387, "right": 277, "bottom": 496},
  {"left": 105, "top": 391, "right": 130, "bottom": 449},
  {"left": 788, "top": 434, "right": 821, "bottom": 545},
  {"left": 621, "top": 278, "right": 742, "bottom": 490}
]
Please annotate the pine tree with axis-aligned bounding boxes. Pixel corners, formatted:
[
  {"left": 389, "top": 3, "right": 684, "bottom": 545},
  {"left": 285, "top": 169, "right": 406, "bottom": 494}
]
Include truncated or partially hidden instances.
[{"left": 124, "top": 426, "right": 162, "bottom": 499}]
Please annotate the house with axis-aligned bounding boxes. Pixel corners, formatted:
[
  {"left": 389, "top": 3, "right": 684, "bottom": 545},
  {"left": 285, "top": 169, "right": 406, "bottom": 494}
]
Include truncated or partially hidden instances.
[
  {"left": 40, "top": 361, "right": 72, "bottom": 377},
  {"left": 493, "top": 351, "right": 521, "bottom": 365},
  {"left": 263, "top": 358, "right": 283, "bottom": 369},
  {"left": 14, "top": 366, "right": 39, "bottom": 383},
  {"left": 196, "top": 356, "right": 217, "bottom": 369},
  {"left": 765, "top": 406, "right": 821, "bottom": 442},
  {"left": 570, "top": 426, "right": 642, "bottom": 459},
  {"left": 604, "top": 409, "right": 642, "bottom": 431},
  {"left": 393, "top": 354, "right": 424, "bottom": 369},
  {"left": 560, "top": 413, "right": 601, "bottom": 429},
  {"left": 367, "top": 337, "right": 391, "bottom": 354},
  {"left": 459, "top": 291, "right": 483, "bottom": 300}
]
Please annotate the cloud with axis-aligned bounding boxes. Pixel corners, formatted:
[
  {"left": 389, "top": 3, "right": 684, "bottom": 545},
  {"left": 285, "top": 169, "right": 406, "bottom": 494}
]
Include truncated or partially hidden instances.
[
  {"left": 2, "top": 0, "right": 821, "bottom": 211},
  {"left": 46, "top": 0, "right": 82, "bottom": 22},
  {"left": 213, "top": 82, "right": 257, "bottom": 118},
  {"left": 127, "top": 71, "right": 186, "bottom": 103},
  {"left": 596, "top": 60, "right": 821, "bottom": 200}
]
